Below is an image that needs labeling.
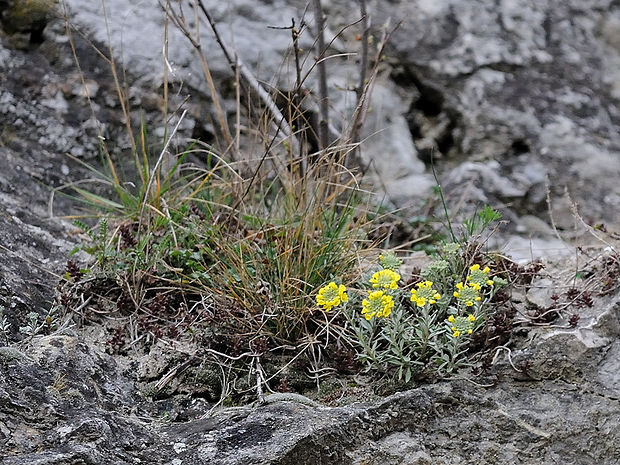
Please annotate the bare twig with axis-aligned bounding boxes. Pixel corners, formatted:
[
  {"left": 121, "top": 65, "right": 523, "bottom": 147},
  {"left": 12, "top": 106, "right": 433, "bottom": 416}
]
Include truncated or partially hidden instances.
[
  {"left": 163, "top": 2, "right": 235, "bottom": 157},
  {"left": 291, "top": 18, "right": 304, "bottom": 96},
  {"left": 192, "top": 0, "right": 299, "bottom": 159},
  {"left": 291, "top": 18, "right": 307, "bottom": 166},
  {"left": 312, "top": 0, "right": 329, "bottom": 150},
  {"left": 349, "top": 0, "right": 370, "bottom": 164},
  {"left": 569, "top": 194, "right": 617, "bottom": 253},
  {"left": 356, "top": 0, "right": 370, "bottom": 111},
  {"left": 347, "top": 20, "right": 400, "bottom": 146},
  {"left": 155, "top": 358, "right": 194, "bottom": 391}
]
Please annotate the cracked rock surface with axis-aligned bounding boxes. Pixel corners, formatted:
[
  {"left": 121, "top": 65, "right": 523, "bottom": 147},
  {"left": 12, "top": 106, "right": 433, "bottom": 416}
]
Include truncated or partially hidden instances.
[
  {"left": 59, "top": 0, "right": 620, "bottom": 251},
  {"left": 2, "top": 292, "right": 619, "bottom": 464}
]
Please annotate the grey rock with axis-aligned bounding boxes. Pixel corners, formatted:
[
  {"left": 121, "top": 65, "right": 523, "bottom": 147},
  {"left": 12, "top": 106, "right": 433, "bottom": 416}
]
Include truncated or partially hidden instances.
[
  {"left": 526, "top": 278, "right": 555, "bottom": 308},
  {"left": 57, "top": 0, "right": 620, "bottom": 227},
  {"left": 375, "top": 0, "right": 619, "bottom": 223}
]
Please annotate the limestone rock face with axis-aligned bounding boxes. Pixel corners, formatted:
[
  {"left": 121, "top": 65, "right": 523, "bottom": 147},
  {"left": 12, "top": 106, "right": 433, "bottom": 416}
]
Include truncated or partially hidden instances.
[
  {"left": 2, "top": 290, "right": 619, "bottom": 463},
  {"left": 58, "top": 0, "right": 620, "bottom": 236},
  {"left": 387, "top": 0, "right": 620, "bottom": 224}
]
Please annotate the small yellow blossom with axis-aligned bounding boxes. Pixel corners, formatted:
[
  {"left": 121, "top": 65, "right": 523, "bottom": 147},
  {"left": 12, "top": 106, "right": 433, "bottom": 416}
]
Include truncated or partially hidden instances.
[
  {"left": 362, "top": 290, "right": 394, "bottom": 320},
  {"left": 410, "top": 281, "right": 441, "bottom": 307},
  {"left": 316, "top": 282, "right": 348, "bottom": 312},
  {"left": 447, "top": 314, "right": 476, "bottom": 338},
  {"left": 467, "top": 264, "right": 495, "bottom": 286},
  {"left": 370, "top": 269, "right": 400, "bottom": 290},
  {"left": 453, "top": 282, "right": 482, "bottom": 307}
]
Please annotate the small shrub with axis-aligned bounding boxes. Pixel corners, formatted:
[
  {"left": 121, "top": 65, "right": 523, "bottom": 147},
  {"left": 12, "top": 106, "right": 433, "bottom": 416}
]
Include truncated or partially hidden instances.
[{"left": 316, "top": 249, "right": 508, "bottom": 382}]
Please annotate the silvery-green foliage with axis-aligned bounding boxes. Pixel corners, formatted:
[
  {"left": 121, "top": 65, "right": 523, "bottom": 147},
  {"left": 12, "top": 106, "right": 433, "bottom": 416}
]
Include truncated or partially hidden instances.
[
  {"left": 19, "top": 311, "right": 41, "bottom": 336},
  {"left": 0, "top": 307, "right": 10, "bottom": 341},
  {"left": 339, "top": 252, "right": 507, "bottom": 381}
]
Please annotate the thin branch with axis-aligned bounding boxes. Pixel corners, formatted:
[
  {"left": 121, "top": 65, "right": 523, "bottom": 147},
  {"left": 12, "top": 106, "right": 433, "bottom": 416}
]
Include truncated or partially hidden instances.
[
  {"left": 291, "top": 18, "right": 304, "bottom": 95},
  {"left": 163, "top": 2, "right": 235, "bottom": 157},
  {"left": 291, "top": 18, "right": 307, "bottom": 171},
  {"left": 312, "top": 0, "right": 329, "bottom": 150},
  {"left": 350, "top": 0, "right": 369, "bottom": 153},
  {"left": 193, "top": 0, "right": 298, "bottom": 157},
  {"left": 347, "top": 20, "right": 401, "bottom": 145},
  {"left": 357, "top": 0, "right": 370, "bottom": 105}
]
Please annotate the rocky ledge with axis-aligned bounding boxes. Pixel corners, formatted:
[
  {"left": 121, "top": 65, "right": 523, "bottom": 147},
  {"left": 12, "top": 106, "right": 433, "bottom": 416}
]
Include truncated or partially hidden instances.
[{"left": 1, "top": 285, "right": 618, "bottom": 464}]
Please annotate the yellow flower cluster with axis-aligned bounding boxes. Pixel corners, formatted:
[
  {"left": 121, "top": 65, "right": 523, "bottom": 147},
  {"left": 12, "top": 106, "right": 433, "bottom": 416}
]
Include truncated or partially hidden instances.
[
  {"left": 448, "top": 313, "right": 476, "bottom": 337},
  {"left": 378, "top": 252, "right": 402, "bottom": 271},
  {"left": 316, "top": 282, "right": 348, "bottom": 312},
  {"left": 369, "top": 269, "right": 400, "bottom": 290},
  {"left": 410, "top": 281, "right": 441, "bottom": 307},
  {"left": 467, "top": 264, "right": 494, "bottom": 287},
  {"left": 362, "top": 290, "right": 394, "bottom": 320},
  {"left": 453, "top": 282, "right": 482, "bottom": 307}
]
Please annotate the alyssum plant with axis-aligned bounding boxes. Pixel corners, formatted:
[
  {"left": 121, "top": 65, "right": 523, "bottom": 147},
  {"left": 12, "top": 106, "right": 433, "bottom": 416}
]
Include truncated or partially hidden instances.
[{"left": 316, "top": 248, "right": 507, "bottom": 382}]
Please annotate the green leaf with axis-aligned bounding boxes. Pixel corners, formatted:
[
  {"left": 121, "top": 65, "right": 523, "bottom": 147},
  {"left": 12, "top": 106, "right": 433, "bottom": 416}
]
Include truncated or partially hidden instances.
[
  {"left": 72, "top": 187, "right": 125, "bottom": 211},
  {"left": 479, "top": 205, "right": 502, "bottom": 223}
]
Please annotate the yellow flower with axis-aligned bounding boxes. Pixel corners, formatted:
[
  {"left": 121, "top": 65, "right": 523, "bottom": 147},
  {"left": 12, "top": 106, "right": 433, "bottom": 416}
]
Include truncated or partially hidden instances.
[
  {"left": 410, "top": 281, "right": 441, "bottom": 307},
  {"left": 447, "top": 314, "right": 476, "bottom": 337},
  {"left": 453, "top": 282, "right": 481, "bottom": 307},
  {"left": 361, "top": 290, "right": 394, "bottom": 320},
  {"left": 467, "top": 264, "right": 495, "bottom": 287},
  {"left": 370, "top": 269, "right": 400, "bottom": 289},
  {"left": 316, "top": 282, "right": 348, "bottom": 312}
]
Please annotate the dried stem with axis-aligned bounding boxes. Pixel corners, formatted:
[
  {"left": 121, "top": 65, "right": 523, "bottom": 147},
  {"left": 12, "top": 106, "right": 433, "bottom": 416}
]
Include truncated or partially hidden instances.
[
  {"left": 350, "top": 0, "right": 370, "bottom": 153},
  {"left": 100, "top": 0, "right": 140, "bottom": 178},
  {"left": 312, "top": 0, "right": 329, "bottom": 150},
  {"left": 357, "top": 0, "right": 370, "bottom": 104},
  {"left": 347, "top": 20, "right": 401, "bottom": 147},
  {"left": 291, "top": 18, "right": 308, "bottom": 172},
  {"left": 193, "top": 0, "right": 299, "bottom": 159},
  {"left": 163, "top": 2, "right": 235, "bottom": 158}
]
